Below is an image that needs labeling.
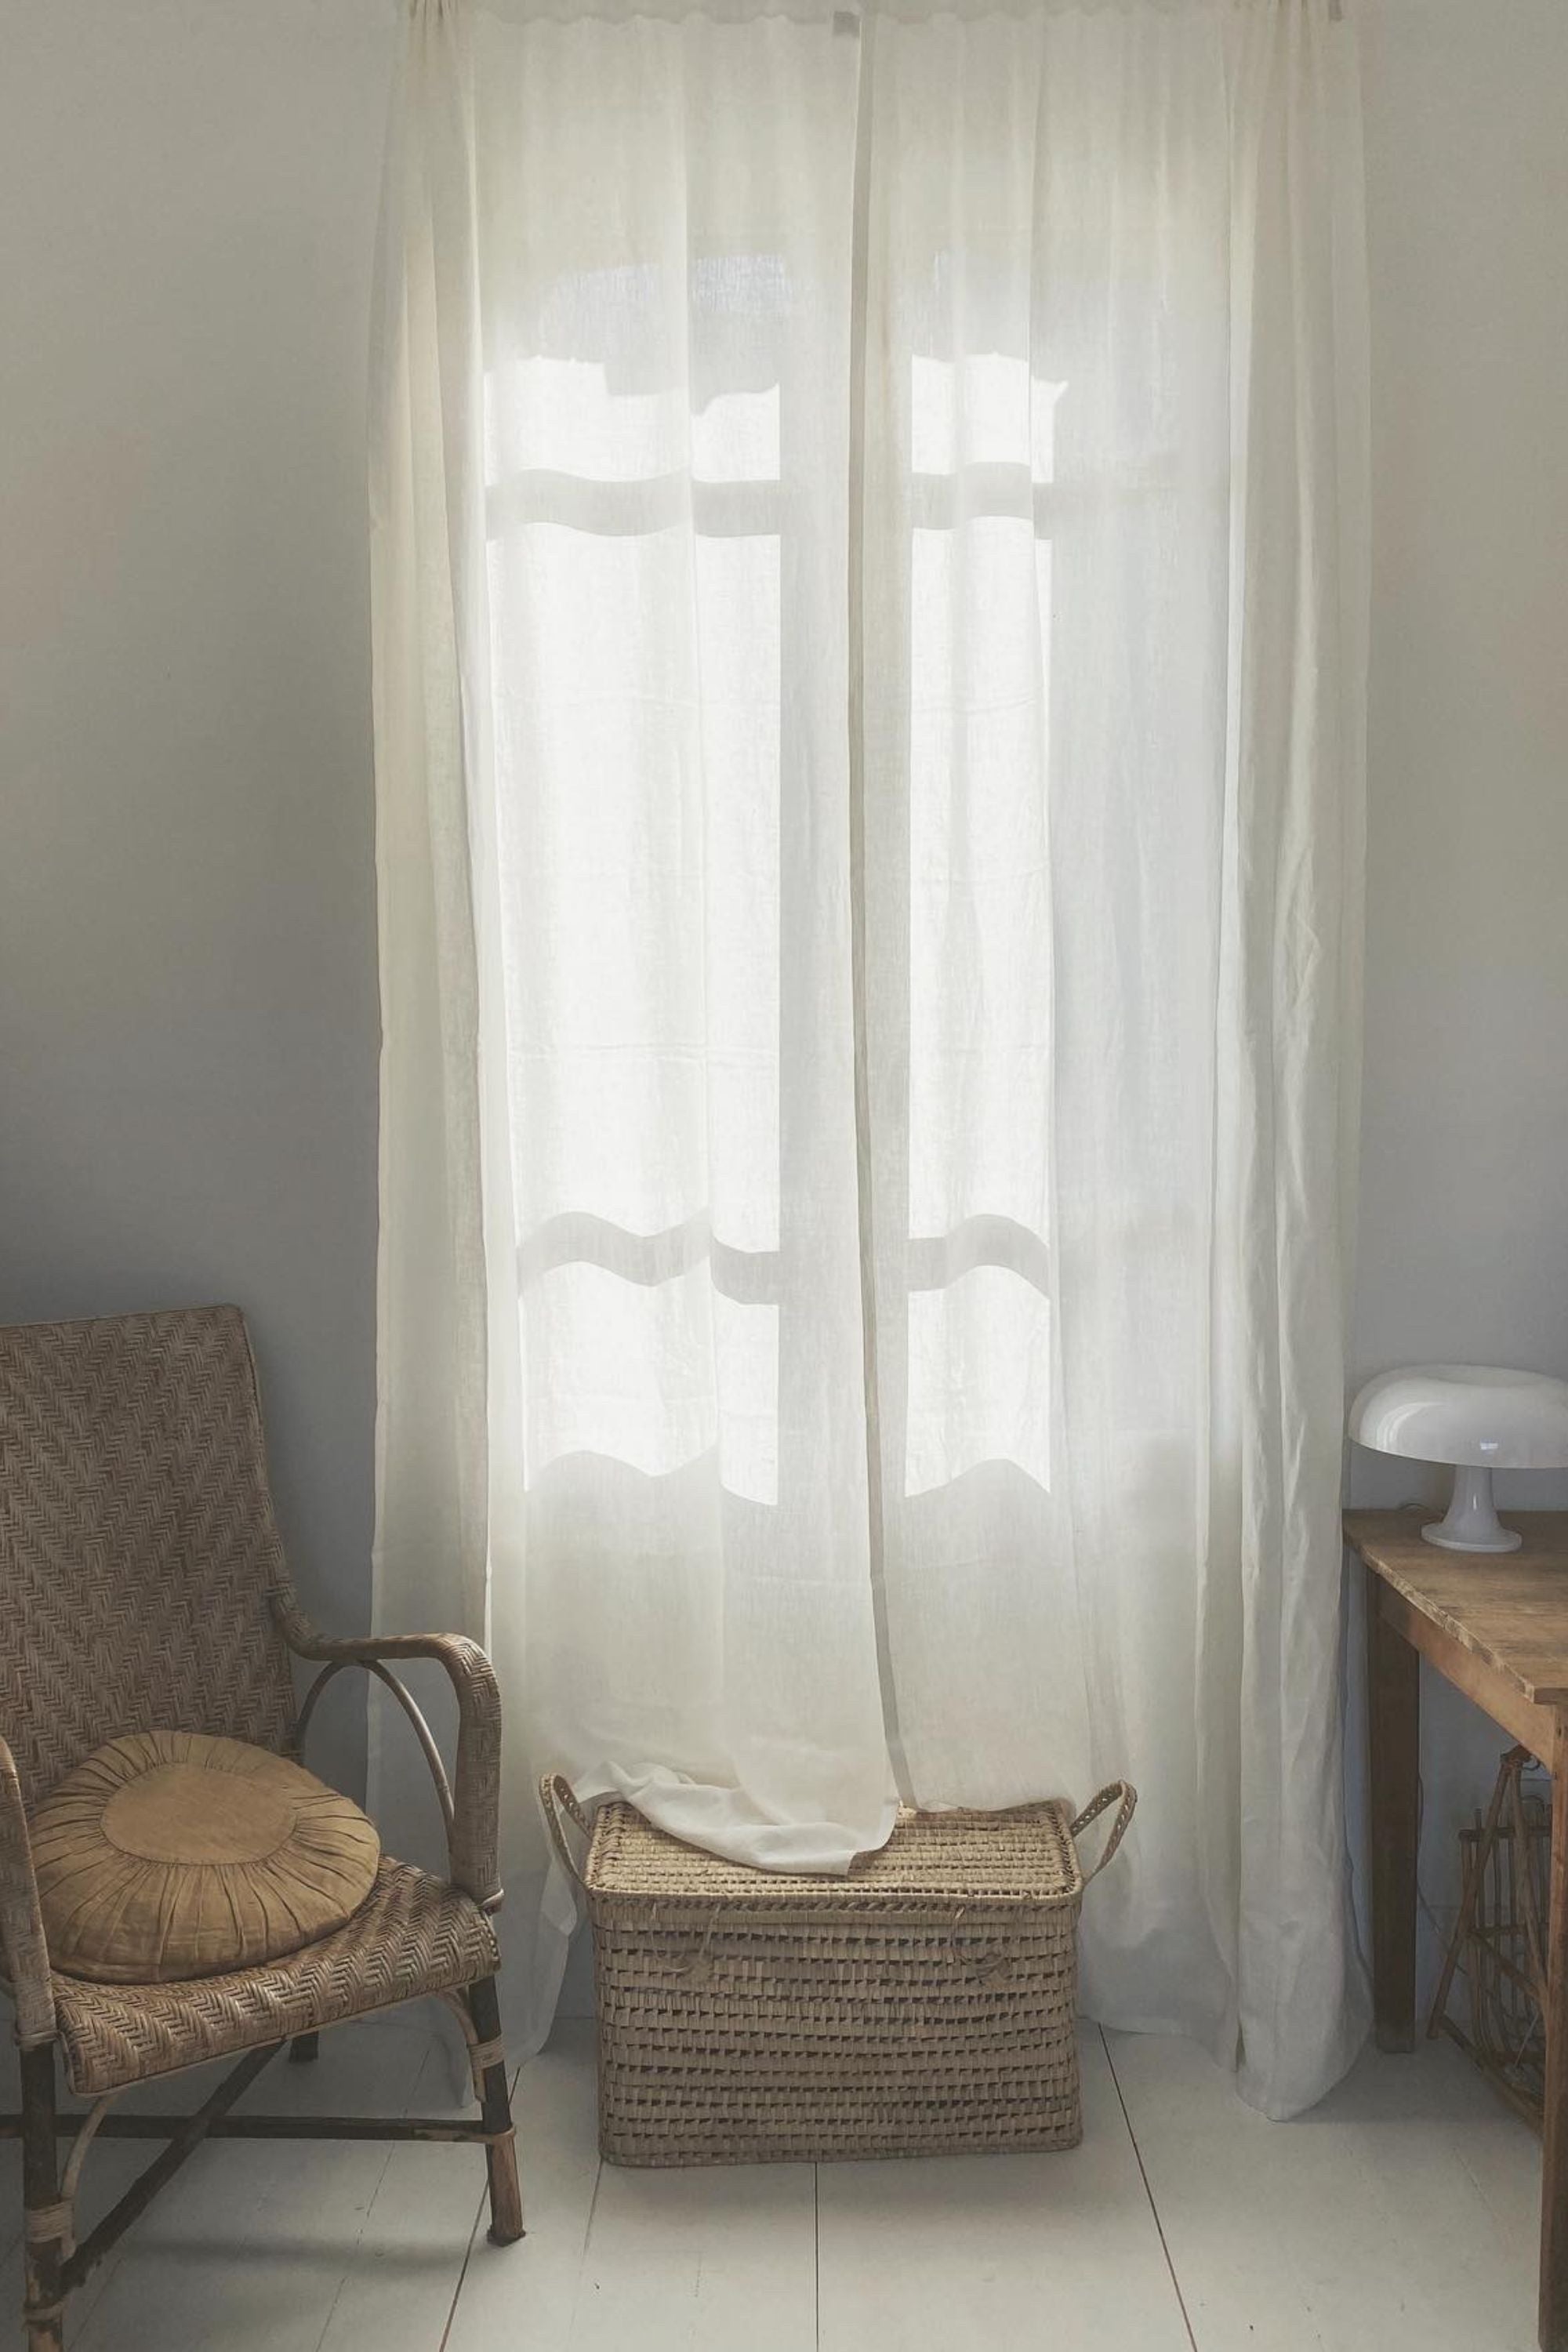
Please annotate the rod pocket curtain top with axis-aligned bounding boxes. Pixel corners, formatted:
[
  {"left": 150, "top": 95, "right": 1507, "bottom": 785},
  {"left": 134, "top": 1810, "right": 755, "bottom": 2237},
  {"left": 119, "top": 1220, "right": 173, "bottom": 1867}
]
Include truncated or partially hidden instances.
[{"left": 370, "top": 0, "right": 1368, "bottom": 2117}]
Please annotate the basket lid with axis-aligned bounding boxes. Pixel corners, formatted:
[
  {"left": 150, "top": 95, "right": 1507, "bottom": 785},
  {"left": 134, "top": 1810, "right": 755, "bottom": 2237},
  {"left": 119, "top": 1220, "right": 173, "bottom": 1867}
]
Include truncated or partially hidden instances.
[{"left": 584, "top": 1797, "right": 1087, "bottom": 1909}]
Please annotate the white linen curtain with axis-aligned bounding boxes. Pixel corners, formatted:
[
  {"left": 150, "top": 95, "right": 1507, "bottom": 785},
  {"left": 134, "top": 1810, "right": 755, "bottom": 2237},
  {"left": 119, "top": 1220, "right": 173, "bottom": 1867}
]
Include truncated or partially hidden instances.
[{"left": 370, "top": 0, "right": 1369, "bottom": 2115}]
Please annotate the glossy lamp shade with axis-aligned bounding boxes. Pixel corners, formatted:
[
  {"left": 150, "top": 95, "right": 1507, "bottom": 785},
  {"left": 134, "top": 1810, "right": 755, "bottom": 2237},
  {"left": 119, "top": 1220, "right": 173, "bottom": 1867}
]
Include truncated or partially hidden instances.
[{"left": 1348, "top": 1365, "right": 1568, "bottom": 1553}]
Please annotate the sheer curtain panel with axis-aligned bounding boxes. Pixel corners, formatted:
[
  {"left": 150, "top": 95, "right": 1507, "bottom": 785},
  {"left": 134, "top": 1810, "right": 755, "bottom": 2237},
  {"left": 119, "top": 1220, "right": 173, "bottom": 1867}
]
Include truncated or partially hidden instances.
[{"left": 370, "top": 0, "right": 1370, "bottom": 2115}]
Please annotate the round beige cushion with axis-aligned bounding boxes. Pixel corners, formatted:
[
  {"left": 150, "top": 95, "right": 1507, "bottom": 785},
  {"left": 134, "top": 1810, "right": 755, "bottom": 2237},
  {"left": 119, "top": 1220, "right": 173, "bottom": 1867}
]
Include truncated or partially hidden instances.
[{"left": 31, "top": 1731, "right": 382, "bottom": 1984}]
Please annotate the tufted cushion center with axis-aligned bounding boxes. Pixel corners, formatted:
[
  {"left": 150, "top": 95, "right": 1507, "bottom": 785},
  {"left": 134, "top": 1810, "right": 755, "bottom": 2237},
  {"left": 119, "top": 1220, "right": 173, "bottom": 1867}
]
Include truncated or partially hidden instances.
[{"left": 102, "top": 1762, "right": 298, "bottom": 1867}]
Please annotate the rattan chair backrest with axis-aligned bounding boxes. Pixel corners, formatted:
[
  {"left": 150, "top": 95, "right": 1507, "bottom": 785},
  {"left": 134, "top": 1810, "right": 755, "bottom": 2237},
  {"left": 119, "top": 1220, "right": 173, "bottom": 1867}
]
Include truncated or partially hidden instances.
[{"left": 0, "top": 1305, "right": 297, "bottom": 1806}]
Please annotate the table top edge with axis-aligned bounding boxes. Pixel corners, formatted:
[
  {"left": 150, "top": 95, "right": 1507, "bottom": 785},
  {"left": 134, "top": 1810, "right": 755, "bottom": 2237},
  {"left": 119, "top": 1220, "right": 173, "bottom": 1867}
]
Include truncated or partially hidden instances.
[{"left": 1345, "top": 1508, "right": 1568, "bottom": 1708}]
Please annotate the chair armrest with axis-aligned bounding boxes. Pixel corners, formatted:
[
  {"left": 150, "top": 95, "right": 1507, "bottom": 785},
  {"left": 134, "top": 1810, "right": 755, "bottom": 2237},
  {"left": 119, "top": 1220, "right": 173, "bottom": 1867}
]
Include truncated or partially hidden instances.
[
  {"left": 0, "top": 1735, "right": 56, "bottom": 2048},
  {"left": 274, "top": 1598, "right": 503, "bottom": 1911}
]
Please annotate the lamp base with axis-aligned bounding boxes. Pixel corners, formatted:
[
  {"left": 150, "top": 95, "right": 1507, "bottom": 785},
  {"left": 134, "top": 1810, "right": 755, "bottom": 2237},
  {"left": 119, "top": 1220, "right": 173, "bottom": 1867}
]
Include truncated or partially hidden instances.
[{"left": 1422, "top": 1465, "right": 1521, "bottom": 1554}]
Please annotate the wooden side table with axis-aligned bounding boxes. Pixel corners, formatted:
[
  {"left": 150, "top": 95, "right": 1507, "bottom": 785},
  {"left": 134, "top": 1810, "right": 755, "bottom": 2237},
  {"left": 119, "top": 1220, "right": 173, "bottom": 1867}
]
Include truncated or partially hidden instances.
[{"left": 1348, "top": 1508, "right": 1568, "bottom": 2352}]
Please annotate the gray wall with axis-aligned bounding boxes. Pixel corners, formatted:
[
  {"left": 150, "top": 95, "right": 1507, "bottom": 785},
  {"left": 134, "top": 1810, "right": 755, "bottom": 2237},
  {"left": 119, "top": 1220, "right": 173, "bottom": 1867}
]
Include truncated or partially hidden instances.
[
  {"left": 0, "top": 0, "right": 397, "bottom": 1791},
  {"left": 3, "top": 0, "right": 1566, "bottom": 1981},
  {"left": 1352, "top": 0, "right": 1568, "bottom": 1981}
]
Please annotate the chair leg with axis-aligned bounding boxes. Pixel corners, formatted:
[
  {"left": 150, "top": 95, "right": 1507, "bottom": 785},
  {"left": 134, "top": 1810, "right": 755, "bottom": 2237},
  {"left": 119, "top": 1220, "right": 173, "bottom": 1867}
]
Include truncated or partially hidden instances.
[
  {"left": 289, "top": 2033, "right": 320, "bottom": 2065},
  {"left": 20, "top": 2042, "right": 66, "bottom": 2352},
  {"left": 465, "top": 1975, "right": 524, "bottom": 2246}
]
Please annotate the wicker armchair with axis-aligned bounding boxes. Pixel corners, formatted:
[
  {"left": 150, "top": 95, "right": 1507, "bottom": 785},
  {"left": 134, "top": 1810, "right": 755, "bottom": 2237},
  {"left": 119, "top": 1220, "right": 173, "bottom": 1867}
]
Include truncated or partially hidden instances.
[{"left": 0, "top": 1306, "right": 521, "bottom": 2350}]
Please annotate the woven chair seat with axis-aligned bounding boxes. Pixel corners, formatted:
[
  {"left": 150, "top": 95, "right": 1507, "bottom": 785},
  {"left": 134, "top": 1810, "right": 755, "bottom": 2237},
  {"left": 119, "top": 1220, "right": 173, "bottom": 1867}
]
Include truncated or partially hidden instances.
[{"left": 49, "top": 1858, "right": 499, "bottom": 2096}]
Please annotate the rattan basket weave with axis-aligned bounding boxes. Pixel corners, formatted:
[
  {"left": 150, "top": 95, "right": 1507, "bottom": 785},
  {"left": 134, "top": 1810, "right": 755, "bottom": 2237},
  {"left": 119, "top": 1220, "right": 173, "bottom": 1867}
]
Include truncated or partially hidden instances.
[{"left": 541, "top": 1773, "right": 1135, "bottom": 2167}]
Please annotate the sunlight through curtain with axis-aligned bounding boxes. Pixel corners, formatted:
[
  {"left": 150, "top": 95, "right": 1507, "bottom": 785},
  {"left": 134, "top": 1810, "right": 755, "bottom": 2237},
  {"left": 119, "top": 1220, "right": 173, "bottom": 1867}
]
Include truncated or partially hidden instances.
[{"left": 370, "top": 0, "right": 1369, "bottom": 2116}]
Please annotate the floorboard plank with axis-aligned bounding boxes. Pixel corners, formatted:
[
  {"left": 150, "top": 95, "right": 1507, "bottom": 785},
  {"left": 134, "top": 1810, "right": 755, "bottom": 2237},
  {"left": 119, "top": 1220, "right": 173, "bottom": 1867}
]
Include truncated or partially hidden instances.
[
  {"left": 815, "top": 2025, "right": 1192, "bottom": 2352},
  {"left": 4, "top": 2008, "right": 1539, "bottom": 2352},
  {"left": 1105, "top": 2026, "right": 1541, "bottom": 2352},
  {"left": 314, "top": 2021, "right": 497, "bottom": 2352},
  {"left": 442, "top": 2020, "right": 601, "bottom": 2352},
  {"left": 567, "top": 2157, "right": 816, "bottom": 2352},
  {"left": 69, "top": 2013, "right": 441, "bottom": 2352},
  {"left": 448, "top": 2019, "right": 818, "bottom": 2352}
]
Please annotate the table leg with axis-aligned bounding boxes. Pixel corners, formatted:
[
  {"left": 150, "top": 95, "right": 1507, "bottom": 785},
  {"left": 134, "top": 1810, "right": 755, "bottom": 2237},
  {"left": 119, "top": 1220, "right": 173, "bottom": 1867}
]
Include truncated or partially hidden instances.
[
  {"left": 1540, "top": 1711, "right": 1568, "bottom": 2350},
  {"left": 1366, "top": 1573, "right": 1419, "bottom": 2052}
]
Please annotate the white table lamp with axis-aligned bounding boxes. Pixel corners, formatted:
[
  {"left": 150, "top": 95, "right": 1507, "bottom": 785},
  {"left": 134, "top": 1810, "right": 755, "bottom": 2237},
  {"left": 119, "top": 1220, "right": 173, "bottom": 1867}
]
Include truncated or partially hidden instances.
[{"left": 1348, "top": 1365, "right": 1568, "bottom": 1553}]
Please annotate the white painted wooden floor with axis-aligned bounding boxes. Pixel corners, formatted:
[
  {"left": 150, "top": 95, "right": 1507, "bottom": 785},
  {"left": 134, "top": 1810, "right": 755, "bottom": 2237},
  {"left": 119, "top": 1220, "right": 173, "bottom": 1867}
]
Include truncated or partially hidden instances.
[{"left": 0, "top": 2010, "right": 1542, "bottom": 2350}]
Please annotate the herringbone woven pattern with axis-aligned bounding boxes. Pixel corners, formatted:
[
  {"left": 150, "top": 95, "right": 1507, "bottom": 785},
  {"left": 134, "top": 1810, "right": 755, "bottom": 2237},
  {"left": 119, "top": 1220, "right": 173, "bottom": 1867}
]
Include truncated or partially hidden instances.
[
  {"left": 51, "top": 1858, "right": 499, "bottom": 2095},
  {"left": 0, "top": 1308, "right": 296, "bottom": 1808}
]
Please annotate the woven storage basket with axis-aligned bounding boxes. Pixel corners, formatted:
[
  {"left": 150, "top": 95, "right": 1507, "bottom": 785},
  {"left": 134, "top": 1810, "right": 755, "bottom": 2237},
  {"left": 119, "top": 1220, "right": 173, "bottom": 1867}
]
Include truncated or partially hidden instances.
[{"left": 541, "top": 1773, "right": 1135, "bottom": 2167}]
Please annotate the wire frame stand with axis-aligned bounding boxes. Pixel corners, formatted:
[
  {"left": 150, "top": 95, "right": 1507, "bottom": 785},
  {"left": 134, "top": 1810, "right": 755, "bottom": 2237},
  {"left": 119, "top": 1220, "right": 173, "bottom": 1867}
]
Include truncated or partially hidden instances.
[{"left": 1428, "top": 1742, "right": 1552, "bottom": 2130}]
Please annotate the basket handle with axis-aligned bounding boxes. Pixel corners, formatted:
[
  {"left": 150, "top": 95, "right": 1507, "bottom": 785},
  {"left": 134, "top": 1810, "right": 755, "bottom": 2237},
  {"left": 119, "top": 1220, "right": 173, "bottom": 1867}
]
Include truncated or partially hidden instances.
[
  {"left": 539, "top": 1771, "right": 592, "bottom": 1889},
  {"left": 1070, "top": 1780, "right": 1137, "bottom": 1883}
]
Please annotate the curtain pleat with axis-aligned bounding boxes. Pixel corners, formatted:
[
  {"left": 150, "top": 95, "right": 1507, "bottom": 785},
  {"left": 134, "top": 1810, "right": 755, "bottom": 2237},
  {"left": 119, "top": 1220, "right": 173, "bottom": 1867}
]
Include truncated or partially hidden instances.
[{"left": 369, "top": 0, "right": 1369, "bottom": 2111}]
